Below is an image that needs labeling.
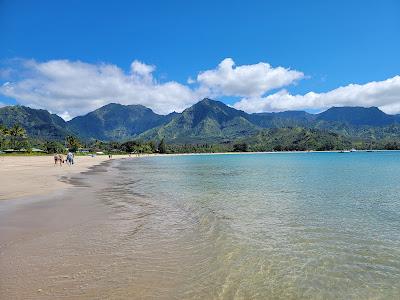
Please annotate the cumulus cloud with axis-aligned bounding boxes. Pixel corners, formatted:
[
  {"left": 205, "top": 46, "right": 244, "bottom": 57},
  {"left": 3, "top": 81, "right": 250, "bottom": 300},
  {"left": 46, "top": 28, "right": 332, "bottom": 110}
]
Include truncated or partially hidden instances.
[
  {"left": 196, "top": 58, "right": 304, "bottom": 97},
  {"left": 1, "top": 57, "right": 400, "bottom": 119},
  {"left": 234, "top": 76, "right": 400, "bottom": 114},
  {"left": 0, "top": 58, "right": 304, "bottom": 119},
  {"left": 130, "top": 60, "right": 155, "bottom": 83},
  {"left": 0, "top": 59, "right": 201, "bottom": 120}
]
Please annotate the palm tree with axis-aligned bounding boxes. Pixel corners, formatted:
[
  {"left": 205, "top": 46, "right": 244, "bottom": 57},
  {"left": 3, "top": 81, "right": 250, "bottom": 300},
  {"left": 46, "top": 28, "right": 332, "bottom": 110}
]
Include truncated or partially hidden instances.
[
  {"left": 0, "top": 124, "right": 9, "bottom": 149},
  {"left": 9, "top": 124, "right": 26, "bottom": 149},
  {"left": 0, "top": 124, "right": 8, "bottom": 135},
  {"left": 65, "top": 135, "right": 81, "bottom": 152},
  {"left": 158, "top": 138, "right": 167, "bottom": 154}
]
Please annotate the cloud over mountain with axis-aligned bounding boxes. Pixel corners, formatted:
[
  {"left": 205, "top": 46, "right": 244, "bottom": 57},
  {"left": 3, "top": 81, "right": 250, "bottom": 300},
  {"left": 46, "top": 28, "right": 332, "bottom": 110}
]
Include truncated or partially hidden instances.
[
  {"left": 1, "top": 58, "right": 400, "bottom": 119},
  {"left": 0, "top": 59, "right": 200, "bottom": 120},
  {"left": 233, "top": 76, "right": 400, "bottom": 114}
]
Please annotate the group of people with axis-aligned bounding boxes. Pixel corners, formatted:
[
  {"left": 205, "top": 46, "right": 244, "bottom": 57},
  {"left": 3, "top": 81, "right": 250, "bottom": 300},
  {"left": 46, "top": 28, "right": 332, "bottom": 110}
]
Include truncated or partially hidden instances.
[{"left": 54, "top": 151, "right": 75, "bottom": 166}]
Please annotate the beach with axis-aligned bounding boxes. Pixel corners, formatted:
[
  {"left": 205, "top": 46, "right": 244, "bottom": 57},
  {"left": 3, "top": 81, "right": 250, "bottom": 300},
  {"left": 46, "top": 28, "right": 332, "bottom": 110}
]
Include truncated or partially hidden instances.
[{"left": 0, "top": 155, "right": 133, "bottom": 201}]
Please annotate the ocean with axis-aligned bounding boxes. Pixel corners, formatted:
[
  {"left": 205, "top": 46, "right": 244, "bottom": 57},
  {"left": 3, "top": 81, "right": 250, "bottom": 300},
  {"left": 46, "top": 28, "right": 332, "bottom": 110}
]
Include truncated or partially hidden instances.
[{"left": 95, "top": 152, "right": 400, "bottom": 298}]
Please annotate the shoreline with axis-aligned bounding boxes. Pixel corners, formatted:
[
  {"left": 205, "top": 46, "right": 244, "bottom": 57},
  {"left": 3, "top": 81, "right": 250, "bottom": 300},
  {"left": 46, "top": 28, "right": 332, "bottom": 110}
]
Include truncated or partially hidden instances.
[
  {"left": 1, "top": 150, "right": 397, "bottom": 201},
  {"left": 0, "top": 155, "right": 132, "bottom": 201}
]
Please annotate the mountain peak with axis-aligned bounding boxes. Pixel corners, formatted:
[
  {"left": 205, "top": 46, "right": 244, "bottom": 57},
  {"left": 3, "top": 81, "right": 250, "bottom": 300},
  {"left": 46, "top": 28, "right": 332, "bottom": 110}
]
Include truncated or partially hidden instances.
[
  {"left": 194, "top": 98, "right": 225, "bottom": 107},
  {"left": 97, "top": 102, "right": 150, "bottom": 111},
  {"left": 68, "top": 102, "right": 170, "bottom": 140},
  {"left": 327, "top": 106, "right": 382, "bottom": 112},
  {"left": 317, "top": 106, "right": 393, "bottom": 126},
  {"left": 183, "top": 98, "right": 246, "bottom": 122},
  {"left": 139, "top": 98, "right": 259, "bottom": 143}
]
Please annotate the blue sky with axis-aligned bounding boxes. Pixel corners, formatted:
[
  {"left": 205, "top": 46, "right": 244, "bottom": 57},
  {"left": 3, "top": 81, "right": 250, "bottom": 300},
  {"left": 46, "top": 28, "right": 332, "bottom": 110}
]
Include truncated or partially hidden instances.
[{"left": 1, "top": 0, "right": 400, "bottom": 118}]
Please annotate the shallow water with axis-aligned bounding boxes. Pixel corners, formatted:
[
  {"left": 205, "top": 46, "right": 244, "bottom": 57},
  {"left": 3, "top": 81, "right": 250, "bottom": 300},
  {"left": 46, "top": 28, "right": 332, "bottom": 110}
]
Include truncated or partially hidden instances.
[{"left": 1, "top": 152, "right": 400, "bottom": 299}]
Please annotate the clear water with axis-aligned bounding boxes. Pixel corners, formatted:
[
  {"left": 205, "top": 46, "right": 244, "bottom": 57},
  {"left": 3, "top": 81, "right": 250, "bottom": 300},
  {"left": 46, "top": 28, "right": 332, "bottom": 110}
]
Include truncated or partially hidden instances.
[{"left": 100, "top": 152, "right": 400, "bottom": 299}]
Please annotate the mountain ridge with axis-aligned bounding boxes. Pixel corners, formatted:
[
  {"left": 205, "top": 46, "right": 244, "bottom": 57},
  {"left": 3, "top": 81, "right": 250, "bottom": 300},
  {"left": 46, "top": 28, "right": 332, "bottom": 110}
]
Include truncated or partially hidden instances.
[
  {"left": 68, "top": 102, "right": 175, "bottom": 140},
  {"left": 1, "top": 99, "right": 400, "bottom": 144},
  {"left": 0, "top": 105, "right": 71, "bottom": 140}
]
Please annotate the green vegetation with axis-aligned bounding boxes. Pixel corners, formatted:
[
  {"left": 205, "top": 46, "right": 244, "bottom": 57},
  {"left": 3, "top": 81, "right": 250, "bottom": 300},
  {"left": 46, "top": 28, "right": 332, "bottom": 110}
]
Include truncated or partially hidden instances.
[
  {"left": 118, "top": 140, "right": 157, "bottom": 154},
  {"left": 8, "top": 124, "right": 27, "bottom": 149},
  {"left": 167, "top": 143, "right": 230, "bottom": 153},
  {"left": 158, "top": 138, "right": 167, "bottom": 154},
  {"left": 68, "top": 103, "right": 174, "bottom": 141},
  {"left": 246, "top": 128, "right": 352, "bottom": 152},
  {"left": 0, "top": 105, "right": 70, "bottom": 140},
  {"left": 139, "top": 99, "right": 259, "bottom": 143},
  {"left": 65, "top": 135, "right": 81, "bottom": 152},
  {"left": 42, "top": 140, "right": 65, "bottom": 153},
  {"left": 233, "top": 142, "right": 249, "bottom": 152},
  {"left": 0, "top": 123, "right": 29, "bottom": 150},
  {"left": 2, "top": 99, "right": 400, "bottom": 155}
]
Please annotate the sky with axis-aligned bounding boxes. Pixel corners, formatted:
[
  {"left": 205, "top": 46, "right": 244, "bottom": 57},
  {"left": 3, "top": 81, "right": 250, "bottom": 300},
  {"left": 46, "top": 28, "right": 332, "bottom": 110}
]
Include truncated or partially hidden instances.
[{"left": 0, "top": 0, "right": 399, "bottom": 119}]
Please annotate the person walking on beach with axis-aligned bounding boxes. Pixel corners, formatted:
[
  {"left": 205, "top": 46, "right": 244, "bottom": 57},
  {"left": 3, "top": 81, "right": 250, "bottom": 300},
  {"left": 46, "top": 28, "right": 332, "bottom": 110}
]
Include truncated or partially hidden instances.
[
  {"left": 66, "top": 151, "right": 74, "bottom": 165},
  {"left": 54, "top": 154, "right": 59, "bottom": 166},
  {"left": 57, "top": 154, "right": 63, "bottom": 166}
]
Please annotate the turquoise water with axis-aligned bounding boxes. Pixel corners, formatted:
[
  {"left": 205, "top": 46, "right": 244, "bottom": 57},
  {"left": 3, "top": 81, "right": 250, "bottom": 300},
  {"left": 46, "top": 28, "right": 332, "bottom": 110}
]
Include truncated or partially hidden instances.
[{"left": 103, "top": 152, "right": 400, "bottom": 299}]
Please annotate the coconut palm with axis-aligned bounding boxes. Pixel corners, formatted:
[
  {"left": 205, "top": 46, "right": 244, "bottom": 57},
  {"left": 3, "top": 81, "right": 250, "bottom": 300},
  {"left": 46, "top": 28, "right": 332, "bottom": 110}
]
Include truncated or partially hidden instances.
[
  {"left": 9, "top": 124, "right": 26, "bottom": 149},
  {"left": 0, "top": 124, "right": 9, "bottom": 149},
  {"left": 65, "top": 135, "right": 81, "bottom": 152},
  {"left": 9, "top": 124, "right": 26, "bottom": 137}
]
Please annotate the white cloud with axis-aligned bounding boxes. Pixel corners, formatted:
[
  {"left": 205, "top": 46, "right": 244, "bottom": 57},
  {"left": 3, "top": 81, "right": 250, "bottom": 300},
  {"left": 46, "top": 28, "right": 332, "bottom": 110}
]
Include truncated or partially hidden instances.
[
  {"left": 0, "top": 59, "right": 202, "bottom": 120},
  {"left": 196, "top": 58, "right": 304, "bottom": 97},
  {"left": 234, "top": 76, "right": 400, "bottom": 114},
  {"left": 1, "top": 57, "right": 400, "bottom": 119},
  {"left": 0, "top": 58, "right": 303, "bottom": 120},
  {"left": 130, "top": 60, "right": 155, "bottom": 83}
]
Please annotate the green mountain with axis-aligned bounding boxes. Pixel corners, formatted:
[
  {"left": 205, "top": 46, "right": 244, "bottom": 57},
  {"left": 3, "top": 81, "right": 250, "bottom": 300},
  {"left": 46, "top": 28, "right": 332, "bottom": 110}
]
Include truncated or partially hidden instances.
[
  {"left": 0, "top": 105, "right": 70, "bottom": 140},
  {"left": 1, "top": 100, "right": 400, "bottom": 149},
  {"left": 68, "top": 103, "right": 174, "bottom": 140},
  {"left": 249, "top": 106, "right": 400, "bottom": 128},
  {"left": 140, "top": 100, "right": 400, "bottom": 144},
  {"left": 249, "top": 111, "right": 315, "bottom": 128},
  {"left": 316, "top": 106, "right": 399, "bottom": 126},
  {"left": 139, "top": 98, "right": 260, "bottom": 143},
  {"left": 246, "top": 127, "right": 352, "bottom": 151}
]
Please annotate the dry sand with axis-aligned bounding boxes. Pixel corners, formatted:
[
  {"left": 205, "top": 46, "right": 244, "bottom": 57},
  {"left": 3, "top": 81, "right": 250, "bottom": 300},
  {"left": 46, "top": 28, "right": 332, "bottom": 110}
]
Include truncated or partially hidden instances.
[{"left": 0, "top": 155, "right": 131, "bottom": 200}]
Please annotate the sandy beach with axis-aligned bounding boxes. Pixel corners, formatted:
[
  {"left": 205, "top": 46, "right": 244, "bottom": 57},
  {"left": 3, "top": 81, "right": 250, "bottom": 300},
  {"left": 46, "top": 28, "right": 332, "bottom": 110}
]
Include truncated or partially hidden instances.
[
  {"left": 0, "top": 154, "right": 187, "bottom": 299},
  {"left": 0, "top": 155, "right": 132, "bottom": 201}
]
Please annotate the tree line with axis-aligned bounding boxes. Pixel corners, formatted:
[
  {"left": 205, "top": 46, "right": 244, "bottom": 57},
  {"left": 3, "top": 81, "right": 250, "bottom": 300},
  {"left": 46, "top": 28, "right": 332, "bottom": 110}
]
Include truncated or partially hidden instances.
[{"left": 2, "top": 123, "right": 400, "bottom": 154}]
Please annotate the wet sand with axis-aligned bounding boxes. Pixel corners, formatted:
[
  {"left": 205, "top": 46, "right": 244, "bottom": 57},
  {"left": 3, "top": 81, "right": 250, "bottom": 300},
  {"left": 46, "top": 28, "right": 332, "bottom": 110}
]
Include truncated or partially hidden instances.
[
  {"left": 0, "top": 161, "right": 109, "bottom": 299},
  {"left": 0, "top": 155, "right": 146, "bottom": 298},
  {"left": 0, "top": 159, "right": 202, "bottom": 299}
]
